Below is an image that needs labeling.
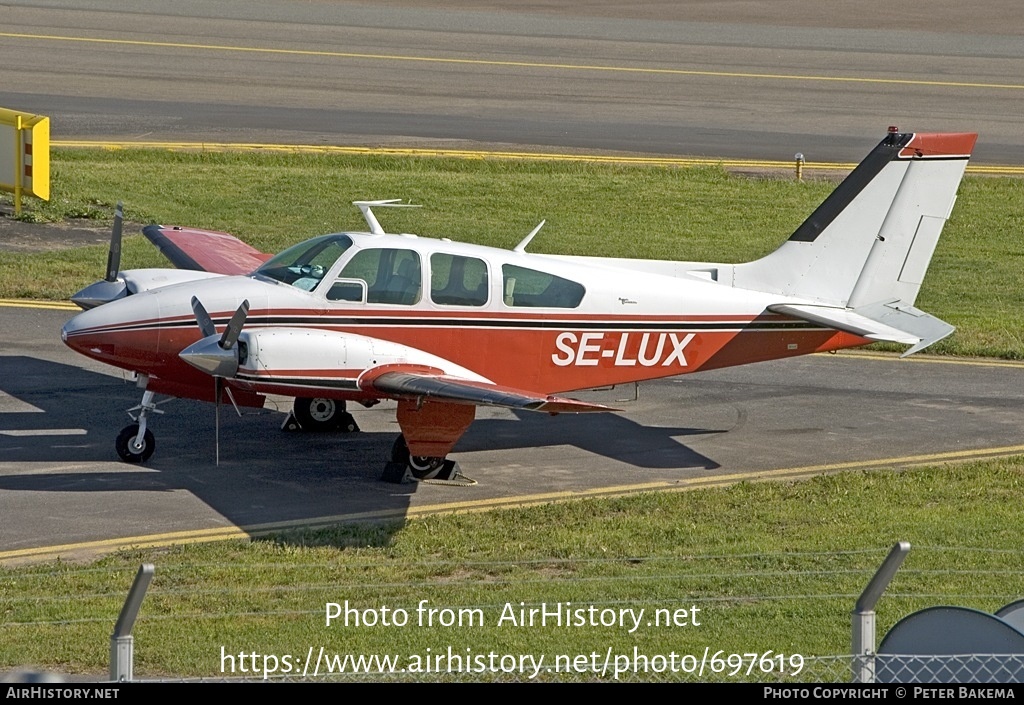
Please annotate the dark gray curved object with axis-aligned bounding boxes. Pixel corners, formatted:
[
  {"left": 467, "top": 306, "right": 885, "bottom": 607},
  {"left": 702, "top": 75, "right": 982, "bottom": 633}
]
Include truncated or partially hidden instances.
[
  {"left": 995, "top": 599, "right": 1024, "bottom": 633},
  {"left": 877, "top": 606, "right": 1024, "bottom": 683}
]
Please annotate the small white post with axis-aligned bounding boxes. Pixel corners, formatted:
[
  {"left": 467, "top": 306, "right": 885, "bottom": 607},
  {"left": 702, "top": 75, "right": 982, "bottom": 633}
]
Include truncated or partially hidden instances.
[{"left": 110, "top": 564, "right": 155, "bottom": 682}]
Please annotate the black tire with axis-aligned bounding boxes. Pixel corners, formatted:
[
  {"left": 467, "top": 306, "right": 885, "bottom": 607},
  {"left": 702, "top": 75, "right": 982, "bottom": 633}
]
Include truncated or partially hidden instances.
[
  {"left": 391, "top": 434, "right": 445, "bottom": 478},
  {"left": 293, "top": 397, "right": 345, "bottom": 431},
  {"left": 115, "top": 424, "right": 155, "bottom": 464},
  {"left": 336, "top": 412, "right": 360, "bottom": 433},
  {"left": 391, "top": 434, "right": 410, "bottom": 464},
  {"left": 409, "top": 455, "right": 445, "bottom": 477}
]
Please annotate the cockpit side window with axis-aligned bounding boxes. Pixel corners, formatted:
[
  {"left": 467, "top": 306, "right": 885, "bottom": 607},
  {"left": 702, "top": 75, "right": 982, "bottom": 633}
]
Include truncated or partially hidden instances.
[
  {"left": 253, "top": 234, "right": 353, "bottom": 289},
  {"left": 430, "top": 253, "right": 489, "bottom": 307},
  {"left": 501, "top": 264, "right": 585, "bottom": 308},
  {"left": 339, "top": 248, "right": 422, "bottom": 305}
]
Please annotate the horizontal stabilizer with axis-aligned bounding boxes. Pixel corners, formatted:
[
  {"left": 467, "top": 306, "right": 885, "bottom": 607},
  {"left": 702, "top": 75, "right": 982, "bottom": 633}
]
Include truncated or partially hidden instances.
[
  {"left": 853, "top": 301, "right": 956, "bottom": 357},
  {"left": 769, "top": 301, "right": 954, "bottom": 357}
]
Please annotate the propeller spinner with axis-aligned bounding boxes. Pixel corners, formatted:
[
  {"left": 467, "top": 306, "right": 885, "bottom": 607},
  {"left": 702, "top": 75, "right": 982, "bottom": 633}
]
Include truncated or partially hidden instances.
[
  {"left": 70, "top": 202, "right": 129, "bottom": 310},
  {"left": 178, "top": 297, "right": 250, "bottom": 378}
]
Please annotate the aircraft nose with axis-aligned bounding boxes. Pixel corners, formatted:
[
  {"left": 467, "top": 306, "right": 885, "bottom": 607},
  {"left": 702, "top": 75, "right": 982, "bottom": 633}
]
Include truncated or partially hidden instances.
[
  {"left": 61, "top": 294, "right": 164, "bottom": 369},
  {"left": 62, "top": 305, "right": 118, "bottom": 359}
]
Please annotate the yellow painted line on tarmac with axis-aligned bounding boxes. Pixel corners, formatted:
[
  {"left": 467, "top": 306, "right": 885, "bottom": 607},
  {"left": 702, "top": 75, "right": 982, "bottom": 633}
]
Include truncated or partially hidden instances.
[
  {"left": 5, "top": 444, "right": 1024, "bottom": 564},
  {"left": 53, "top": 139, "right": 850, "bottom": 170},
  {"left": 0, "top": 298, "right": 78, "bottom": 311},
  {"left": 0, "top": 526, "right": 253, "bottom": 563},
  {"left": 5, "top": 31, "right": 1024, "bottom": 93},
  {"left": 49, "top": 140, "right": 1024, "bottom": 177},
  {"left": 831, "top": 350, "right": 1024, "bottom": 369}
]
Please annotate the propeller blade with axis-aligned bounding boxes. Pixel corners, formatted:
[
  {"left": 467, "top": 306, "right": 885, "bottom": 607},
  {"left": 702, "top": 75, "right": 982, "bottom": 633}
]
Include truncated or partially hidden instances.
[
  {"left": 191, "top": 296, "right": 217, "bottom": 338},
  {"left": 104, "top": 202, "right": 123, "bottom": 283},
  {"left": 219, "top": 299, "right": 250, "bottom": 350},
  {"left": 72, "top": 202, "right": 128, "bottom": 309}
]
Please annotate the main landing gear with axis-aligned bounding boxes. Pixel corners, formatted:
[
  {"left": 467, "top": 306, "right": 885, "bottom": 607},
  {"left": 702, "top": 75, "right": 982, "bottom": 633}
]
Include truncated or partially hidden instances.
[
  {"left": 382, "top": 434, "right": 475, "bottom": 486},
  {"left": 284, "top": 398, "right": 360, "bottom": 433}
]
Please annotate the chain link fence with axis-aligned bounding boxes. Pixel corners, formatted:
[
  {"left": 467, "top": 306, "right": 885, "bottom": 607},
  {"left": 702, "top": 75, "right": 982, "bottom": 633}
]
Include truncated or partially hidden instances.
[{"left": 77, "top": 654, "right": 1015, "bottom": 683}]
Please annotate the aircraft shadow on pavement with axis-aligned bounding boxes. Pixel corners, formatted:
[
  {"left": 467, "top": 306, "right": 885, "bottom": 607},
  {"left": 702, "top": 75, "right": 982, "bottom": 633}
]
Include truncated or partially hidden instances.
[
  {"left": 2, "top": 357, "right": 722, "bottom": 472},
  {"left": 460, "top": 409, "right": 721, "bottom": 471},
  {"left": 0, "top": 357, "right": 419, "bottom": 537},
  {"left": 0, "top": 357, "right": 721, "bottom": 548}
]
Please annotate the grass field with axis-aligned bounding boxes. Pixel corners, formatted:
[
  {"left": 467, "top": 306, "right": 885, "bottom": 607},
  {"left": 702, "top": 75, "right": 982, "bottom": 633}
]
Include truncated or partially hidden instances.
[
  {"left": 1, "top": 149, "right": 1022, "bottom": 681},
  {"left": 2, "top": 460, "right": 1023, "bottom": 680}
]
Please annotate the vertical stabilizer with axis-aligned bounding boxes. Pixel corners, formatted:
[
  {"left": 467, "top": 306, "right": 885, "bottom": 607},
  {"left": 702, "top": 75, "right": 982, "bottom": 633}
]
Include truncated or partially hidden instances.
[{"left": 732, "top": 130, "right": 976, "bottom": 308}]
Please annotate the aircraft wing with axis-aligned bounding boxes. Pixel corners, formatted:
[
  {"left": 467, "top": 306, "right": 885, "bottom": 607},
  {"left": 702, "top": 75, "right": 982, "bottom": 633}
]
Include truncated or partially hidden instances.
[
  {"left": 362, "top": 368, "right": 616, "bottom": 413},
  {"left": 143, "top": 225, "right": 272, "bottom": 275},
  {"left": 769, "top": 300, "right": 955, "bottom": 357}
]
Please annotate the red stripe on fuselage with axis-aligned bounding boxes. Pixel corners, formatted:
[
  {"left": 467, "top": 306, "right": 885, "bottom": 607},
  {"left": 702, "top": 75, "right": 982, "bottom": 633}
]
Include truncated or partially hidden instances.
[{"left": 65, "top": 307, "right": 865, "bottom": 401}]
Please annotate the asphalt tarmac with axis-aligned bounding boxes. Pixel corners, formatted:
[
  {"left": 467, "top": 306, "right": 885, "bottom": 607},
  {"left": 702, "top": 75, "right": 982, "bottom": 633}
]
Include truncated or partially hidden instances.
[{"left": 2, "top": 1, "right": 1024, "bottom": 163}]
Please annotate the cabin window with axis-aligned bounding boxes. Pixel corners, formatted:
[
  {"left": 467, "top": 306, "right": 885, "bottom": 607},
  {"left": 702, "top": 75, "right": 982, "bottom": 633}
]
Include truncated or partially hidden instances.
[
  {"left": 339, "top": 248, "right": 422, "bottom": 305},
  {"left": 254, "top": 234, "right": 353, "bottom": 287},
  {"left": 430, "top": 253, "right": 489, "bottom": 307},
  {"left": 326, "top": 279, "right": 367, "bottom": 303},
  {"left": 501, "top": 264, "right": 585, "bottom": 308}
]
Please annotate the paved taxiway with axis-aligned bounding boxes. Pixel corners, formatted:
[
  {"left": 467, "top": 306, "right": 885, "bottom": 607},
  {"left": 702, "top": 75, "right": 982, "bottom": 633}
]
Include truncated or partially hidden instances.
[
  {"left": 3, "top": 304, "right": 1024, "bottom": 562},
  {"left": 2, "top": 1, "right": 1024, "bottom": 163}
]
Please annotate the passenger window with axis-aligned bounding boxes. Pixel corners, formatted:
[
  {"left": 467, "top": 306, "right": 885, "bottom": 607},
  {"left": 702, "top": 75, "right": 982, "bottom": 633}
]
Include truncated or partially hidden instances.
[
  {"left": 430, "top": 253, "right": 489, "bottom": 306},
  {"left": 501, "top": 264, "right": 585, "bottom": 308},
  {"left": 339, "top": 248, "right": 422, "bottom": 305}
]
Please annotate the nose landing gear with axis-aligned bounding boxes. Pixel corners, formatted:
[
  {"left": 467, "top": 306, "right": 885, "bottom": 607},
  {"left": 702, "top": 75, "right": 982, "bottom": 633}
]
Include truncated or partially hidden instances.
[
  {"left": 115, "top": 387, "right": 162, "bottom": 463},
  {"left": 115, "top": 424, "right": 155, "bottom": 463}
]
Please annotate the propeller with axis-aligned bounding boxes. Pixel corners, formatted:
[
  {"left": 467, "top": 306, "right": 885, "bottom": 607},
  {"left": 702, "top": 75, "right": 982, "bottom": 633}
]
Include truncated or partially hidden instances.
[
  {"left": 70, "top": 202, "right": 130, "bottom": 309},
  {"left": 179, "top": 297, "right": 250, "bottom": 465},
  {"left": 105, "top": 201, "right": 123, "bottom": 283},
  {"left": 179, "top": 297, "right": 250, "bottom": 378}
]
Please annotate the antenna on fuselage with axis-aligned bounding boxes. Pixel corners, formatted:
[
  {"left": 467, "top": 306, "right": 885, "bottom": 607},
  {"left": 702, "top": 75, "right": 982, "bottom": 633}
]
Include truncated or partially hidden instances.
[
  {"left": 353, "top": 199, "right": 422, "bottom": 235},
  {"left": 513, "top": 220, "right": 545, "bottom": 253}
]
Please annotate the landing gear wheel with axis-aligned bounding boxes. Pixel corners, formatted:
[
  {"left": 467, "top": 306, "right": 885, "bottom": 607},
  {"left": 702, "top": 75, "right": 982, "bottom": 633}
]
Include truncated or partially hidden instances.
[
  {"left": 115, "top": 424, "right": 155, "bottom": 464},
  {"left": 391, "top": 434, "right": 444, "bottom": 477},
  {"left": 385, "top": 434, "right": 474, "bottom": 485},
  {"left": 408, "top": 455, "right": 446, "bottom": 478},
  {"left": 293, "top": 398, "right": 358, "bottom": 432},
  {"left": 391, "top": 433, "right": 410, "bottom": 464}
]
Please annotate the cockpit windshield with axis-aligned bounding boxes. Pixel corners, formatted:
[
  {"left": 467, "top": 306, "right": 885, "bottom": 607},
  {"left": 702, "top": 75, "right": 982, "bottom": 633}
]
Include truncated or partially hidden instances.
[{"left": 253, "top": 234, "right": 353, "bottom": 290}]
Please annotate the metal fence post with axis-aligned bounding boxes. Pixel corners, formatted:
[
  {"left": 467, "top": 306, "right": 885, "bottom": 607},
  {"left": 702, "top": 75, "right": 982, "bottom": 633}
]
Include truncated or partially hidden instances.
[
  {"left": 851, "top": 541, "right": 910, "bottom": 683},
  {"left": 110, "top": 563, "right": 155, "bottom": 682}
]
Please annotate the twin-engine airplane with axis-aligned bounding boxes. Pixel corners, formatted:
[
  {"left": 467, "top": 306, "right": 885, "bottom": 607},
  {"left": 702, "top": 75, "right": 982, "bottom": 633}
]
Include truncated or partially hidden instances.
[{"left": 62, "top": 128, "right": 977, "bottom": 481}]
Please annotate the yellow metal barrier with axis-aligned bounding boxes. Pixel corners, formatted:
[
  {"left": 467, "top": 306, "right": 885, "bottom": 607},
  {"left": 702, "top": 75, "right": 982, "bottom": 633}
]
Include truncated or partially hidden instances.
[{"left": 0, "top": 107, "right": 50, "bottom": 215}]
